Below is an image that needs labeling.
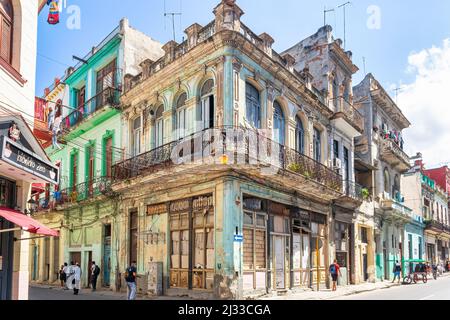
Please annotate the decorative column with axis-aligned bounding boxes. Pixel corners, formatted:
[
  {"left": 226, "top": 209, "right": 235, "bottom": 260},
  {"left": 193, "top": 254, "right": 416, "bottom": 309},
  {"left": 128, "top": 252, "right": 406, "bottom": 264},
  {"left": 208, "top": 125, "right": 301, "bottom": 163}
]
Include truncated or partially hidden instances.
[
  {"left": 38, "top": 238, "right": 45, "bottom": 283},
  {"left": 49, "top": 238, "right": 56, "bottom": 283}
]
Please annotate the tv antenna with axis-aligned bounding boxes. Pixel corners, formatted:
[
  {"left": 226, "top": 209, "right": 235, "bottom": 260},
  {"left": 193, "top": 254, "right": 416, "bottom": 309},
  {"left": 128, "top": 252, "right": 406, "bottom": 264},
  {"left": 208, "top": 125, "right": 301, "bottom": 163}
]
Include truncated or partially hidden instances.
[
  {"left": 164, "top": 0, "right": 182, "bottom": 42},
  {"left": 323, "top": 6, "right": 335, "bottom": 26},
  {"left": 338, "top": 2, "right": 351, "bottom": 50},
  {"left": 393, "top": 86, "right": 404, "bottom": 104},
  {"left": 362, "top": 57, "right": 366, "bottom": 75}
]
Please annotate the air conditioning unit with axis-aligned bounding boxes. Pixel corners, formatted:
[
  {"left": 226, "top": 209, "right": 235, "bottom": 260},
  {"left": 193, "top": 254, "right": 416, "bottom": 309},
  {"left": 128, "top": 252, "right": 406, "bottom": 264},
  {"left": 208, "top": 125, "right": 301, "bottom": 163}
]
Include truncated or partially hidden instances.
[{"left": 333, "top": 158, "right": 342, "bottom": 171}]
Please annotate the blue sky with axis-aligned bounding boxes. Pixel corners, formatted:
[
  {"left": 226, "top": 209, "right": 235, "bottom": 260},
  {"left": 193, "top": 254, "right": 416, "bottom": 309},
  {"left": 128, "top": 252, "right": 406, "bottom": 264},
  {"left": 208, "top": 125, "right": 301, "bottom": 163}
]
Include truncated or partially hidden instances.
[{"left": 36, "top": 0, "right": 450, "bottom": 165}]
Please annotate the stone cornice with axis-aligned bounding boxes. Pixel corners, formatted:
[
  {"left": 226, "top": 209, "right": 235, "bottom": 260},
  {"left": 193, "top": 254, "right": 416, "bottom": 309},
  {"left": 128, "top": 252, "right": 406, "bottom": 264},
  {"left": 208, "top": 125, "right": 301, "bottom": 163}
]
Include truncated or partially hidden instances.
[{"left": 122, "top": 29, "right": 333, "bottom": 119}]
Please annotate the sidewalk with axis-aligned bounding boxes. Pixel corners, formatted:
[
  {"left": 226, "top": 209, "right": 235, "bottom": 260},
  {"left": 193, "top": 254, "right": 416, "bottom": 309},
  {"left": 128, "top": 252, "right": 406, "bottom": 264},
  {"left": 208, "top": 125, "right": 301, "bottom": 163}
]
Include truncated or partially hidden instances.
[
  {"left": 262, "top": 272, "right": 450, "bottom": 300},
  {"left": 29, "top": 283, "right": 188, "bottom": 300}
]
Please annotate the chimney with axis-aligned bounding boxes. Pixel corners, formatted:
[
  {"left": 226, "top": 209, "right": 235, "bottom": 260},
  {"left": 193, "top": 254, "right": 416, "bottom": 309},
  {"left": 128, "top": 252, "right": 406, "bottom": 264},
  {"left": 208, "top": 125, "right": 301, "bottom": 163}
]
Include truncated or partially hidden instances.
[
  {"left": 259, "top": 33, "right": 274, "bottom": 56},
  {"left": 124, "top": 74, "right": 134, "bottom": 93},
  {"left": 65, "top": 66, "right": 75, "bottom": 78},
  {"left": 214, "top": 0, "right": 244, "bottom": 32},
  {"left": 282, "top": 53, "right": 295, "bottom": 73},
  {"left": 162, "top": 40, "right": 179, "bottom": 63},
  {"left": 184, "top": 23, "right": 203, "bottom": 49},
  {"left": 301, "top": 67, "right": 313, "bottom": 90},
  {"left": 139, "top": 59, "right": 154, "bottom": 79}
]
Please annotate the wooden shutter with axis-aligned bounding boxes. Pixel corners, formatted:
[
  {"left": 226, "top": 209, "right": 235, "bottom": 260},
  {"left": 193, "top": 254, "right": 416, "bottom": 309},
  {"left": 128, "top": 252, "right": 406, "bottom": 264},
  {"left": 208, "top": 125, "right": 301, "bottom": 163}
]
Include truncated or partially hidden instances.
[{"left": 0, "top": 18, "right": 12, "bottom": 63}]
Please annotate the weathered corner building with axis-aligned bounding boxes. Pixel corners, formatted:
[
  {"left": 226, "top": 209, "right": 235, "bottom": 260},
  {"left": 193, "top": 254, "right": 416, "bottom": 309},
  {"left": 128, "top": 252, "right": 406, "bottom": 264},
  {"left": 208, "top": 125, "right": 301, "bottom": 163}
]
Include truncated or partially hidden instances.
[{"left": 112, "top": 0, "right": 364, "bottom": 299}]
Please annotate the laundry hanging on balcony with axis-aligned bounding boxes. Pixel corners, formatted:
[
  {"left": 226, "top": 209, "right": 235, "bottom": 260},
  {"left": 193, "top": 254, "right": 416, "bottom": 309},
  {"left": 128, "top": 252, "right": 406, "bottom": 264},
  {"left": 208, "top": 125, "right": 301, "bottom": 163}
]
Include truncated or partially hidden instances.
[{"left": 47, "top": 0, "right": 60, "bottom": 25}]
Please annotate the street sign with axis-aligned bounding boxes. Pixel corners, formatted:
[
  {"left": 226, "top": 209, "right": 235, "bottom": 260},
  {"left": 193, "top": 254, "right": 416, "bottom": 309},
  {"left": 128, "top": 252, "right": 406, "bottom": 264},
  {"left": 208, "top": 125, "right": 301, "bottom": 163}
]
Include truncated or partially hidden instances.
[{"left": 234, "top": 234, "right": 244, "bottom": 242}]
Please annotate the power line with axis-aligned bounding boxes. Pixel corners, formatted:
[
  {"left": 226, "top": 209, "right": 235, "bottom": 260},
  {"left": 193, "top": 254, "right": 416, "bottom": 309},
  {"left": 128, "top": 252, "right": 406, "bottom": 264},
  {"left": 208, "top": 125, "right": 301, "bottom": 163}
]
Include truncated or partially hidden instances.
[{"left": 37, "top": 53, "right": 72, "bottom": 68}]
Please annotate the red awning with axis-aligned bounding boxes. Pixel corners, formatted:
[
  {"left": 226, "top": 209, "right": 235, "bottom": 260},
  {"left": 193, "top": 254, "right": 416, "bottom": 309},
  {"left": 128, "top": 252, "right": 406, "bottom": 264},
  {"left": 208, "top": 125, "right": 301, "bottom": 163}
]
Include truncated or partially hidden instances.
[{"left": 0, "top": 207, "right": 59, "bottom": 237}]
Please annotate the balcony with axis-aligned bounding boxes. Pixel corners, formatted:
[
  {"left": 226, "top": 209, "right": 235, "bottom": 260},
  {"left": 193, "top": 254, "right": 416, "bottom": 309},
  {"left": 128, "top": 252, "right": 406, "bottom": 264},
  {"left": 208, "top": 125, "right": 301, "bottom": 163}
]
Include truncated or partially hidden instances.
[
  {"left": 379, "top": 198, "right": 413, "bottom": 223},
  {"left": 61, "top": 86, "right": 122, "bottom": 141},
  {"left": 379, "top": 138, "right": 410, "bottom": 173},
  {"left": 112, "top": 127, "right": 343, "bottom": 201},
  {"left": 334, "top": 180, "right": 365, "bottom": 209},
  {"left": 53, "top": 177, "right": 113, "bottom": 209},
  {"left": 331, "top": 98, "right": 364, "bottom": 138}
]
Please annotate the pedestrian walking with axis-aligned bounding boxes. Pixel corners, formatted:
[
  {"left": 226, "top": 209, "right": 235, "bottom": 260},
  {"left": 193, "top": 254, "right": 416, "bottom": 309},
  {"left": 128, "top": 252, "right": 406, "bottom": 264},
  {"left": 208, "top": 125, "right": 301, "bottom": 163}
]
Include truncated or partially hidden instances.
[
  {"left": 329, "top": 260, "right": 342, "bottom": 292},
  {"left": 392, "top": 260, "right": 402, "bottom": 283},
  {"left": 124, "top": 261, "right": 137, "bottom": 300},
  {"left": 91, "top": 261, "right": 100, "bottom": 292},
  {"left": 59, "top": 264, "right": 67, "bottom": 288},
  {"left": 66, "top": 261, "right": 75, "bottom": 292}
]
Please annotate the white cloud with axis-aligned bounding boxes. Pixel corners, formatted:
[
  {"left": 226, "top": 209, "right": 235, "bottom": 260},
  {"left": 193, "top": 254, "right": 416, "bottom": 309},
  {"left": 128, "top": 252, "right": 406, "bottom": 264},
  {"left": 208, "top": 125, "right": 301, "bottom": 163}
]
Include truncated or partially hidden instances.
[{"left": 398, "top": 38, "right": 450, "bottom": 168}]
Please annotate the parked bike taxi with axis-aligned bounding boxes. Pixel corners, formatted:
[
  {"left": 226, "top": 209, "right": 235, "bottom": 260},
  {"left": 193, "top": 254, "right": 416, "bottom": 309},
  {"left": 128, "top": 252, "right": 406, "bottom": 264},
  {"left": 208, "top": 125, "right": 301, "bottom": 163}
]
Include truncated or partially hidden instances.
[{"left": 403, "top": 260, "right": 440, "bottom": 284}]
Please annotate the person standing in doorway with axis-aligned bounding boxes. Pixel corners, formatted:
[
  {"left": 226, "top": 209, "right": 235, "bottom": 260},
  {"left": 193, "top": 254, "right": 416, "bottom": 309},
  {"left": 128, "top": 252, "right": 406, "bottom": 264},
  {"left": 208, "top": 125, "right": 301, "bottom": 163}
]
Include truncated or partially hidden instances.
[
  {"left": 329, "top": 260, "right": 342, "bottom": 291},
  {"left": 73, "top": 262, "right": 82, "bottom": 295},
  {"left": 91, "top": 261, "right": 100, "bottom": 292},
  {"left": 125, "top": 261, "right": 137, "bottom": 300},
  {"left": 392, "top": 260, "right": 402, "bottom": 284},
  {"left": 59, "top": 264, "right": 67, "bottom": 288}
]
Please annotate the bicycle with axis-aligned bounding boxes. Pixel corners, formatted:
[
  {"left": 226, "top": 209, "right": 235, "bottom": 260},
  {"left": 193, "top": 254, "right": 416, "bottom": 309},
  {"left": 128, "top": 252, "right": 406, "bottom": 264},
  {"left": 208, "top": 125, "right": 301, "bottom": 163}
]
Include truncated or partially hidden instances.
[{"left": 403, "top": 272, "right": 428, "bottom": 284}]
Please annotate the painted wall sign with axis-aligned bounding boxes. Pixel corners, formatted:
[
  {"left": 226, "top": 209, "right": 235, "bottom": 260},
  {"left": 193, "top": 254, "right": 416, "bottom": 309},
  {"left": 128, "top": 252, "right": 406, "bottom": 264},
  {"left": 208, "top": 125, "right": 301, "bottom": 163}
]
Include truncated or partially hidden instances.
[
  {"left": 192, "top": 195, "right": 213, "bottom": 211},
  {"left": 0, "top": 136, "right": 59, "bottom": 185},
  {"left": 147, "top": 203, "right": 167, "bottom": 216},
  {"left": 169, "top": 199, "right": 190, "bottom": 213},
  {"left": 243, "top": 198, "right": 263, "bottom": 211}
]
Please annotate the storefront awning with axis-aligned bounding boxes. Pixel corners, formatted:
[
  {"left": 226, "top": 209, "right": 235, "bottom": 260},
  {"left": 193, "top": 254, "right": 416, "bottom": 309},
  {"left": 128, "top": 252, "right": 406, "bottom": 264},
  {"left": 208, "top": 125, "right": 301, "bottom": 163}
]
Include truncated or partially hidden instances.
[{"left": 0, "top": 207, "right": 59, "bottom": 237}]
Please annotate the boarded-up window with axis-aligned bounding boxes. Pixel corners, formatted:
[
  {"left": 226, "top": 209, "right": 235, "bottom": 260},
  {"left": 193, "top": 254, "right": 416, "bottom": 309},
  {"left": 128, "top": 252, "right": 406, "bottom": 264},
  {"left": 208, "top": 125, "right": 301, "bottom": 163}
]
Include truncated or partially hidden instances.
[
  {"left": 170, "top": 212, "right": 190, "bottom": 289},
  {"left": 243, "top": 211, "right": 267, "bottom": 291}
]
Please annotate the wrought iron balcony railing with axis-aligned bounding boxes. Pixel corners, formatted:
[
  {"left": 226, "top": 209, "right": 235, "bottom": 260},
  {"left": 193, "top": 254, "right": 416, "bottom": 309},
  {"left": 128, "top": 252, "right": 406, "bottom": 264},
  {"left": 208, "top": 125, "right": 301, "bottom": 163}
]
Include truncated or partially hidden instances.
[
  {"left": 53, "top": 177, "right": 113, "bottom": 206},
  {"left": 61, "top": 86, "right": 122, "bottom": 135},
  {"left": 113, "top": 127, "right": 343, "bottom": 192},
  {"left": 343, "top": 180, "right": 365, "bottom": 201}
]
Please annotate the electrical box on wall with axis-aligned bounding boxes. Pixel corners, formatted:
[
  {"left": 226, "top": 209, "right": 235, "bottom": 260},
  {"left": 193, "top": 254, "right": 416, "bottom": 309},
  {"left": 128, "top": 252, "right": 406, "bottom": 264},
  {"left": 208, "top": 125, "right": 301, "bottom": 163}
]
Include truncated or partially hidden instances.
[{"left": 148, "top": 262, "right": 163, "bottom": 296}]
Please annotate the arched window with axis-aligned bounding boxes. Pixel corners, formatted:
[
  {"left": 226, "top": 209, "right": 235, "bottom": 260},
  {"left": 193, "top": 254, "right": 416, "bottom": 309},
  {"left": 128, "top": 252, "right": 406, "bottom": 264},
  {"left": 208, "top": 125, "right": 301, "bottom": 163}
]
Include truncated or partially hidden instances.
[
  {"left": 295, "top": 116, "right": 305, "bottom": 154},
  {"left": 273, "top": 101, "right": 285, "bottom": 145},
  {"left": 384, "top": 168, "right": 390, "bottom": 197},
  {"left": 155, "top": 105, "right": 164, "bottom": 147},
  {"left": 176, "top": 93, "right": 187, "bottom": 139},
  {"left": 200, "top": 79, "right": 214, "bottom": 130},
  {"left": 132, "top": 117, "right": 141, "bottom": 156},
  {"left": 0, "top": 0, "right": 13, "bottom": 64},
  {"left": 246, "top": 82, "right": 261, "bottom": 128},
  {"left": 313, "top": 127, "right": 321, "bottom": 162}
]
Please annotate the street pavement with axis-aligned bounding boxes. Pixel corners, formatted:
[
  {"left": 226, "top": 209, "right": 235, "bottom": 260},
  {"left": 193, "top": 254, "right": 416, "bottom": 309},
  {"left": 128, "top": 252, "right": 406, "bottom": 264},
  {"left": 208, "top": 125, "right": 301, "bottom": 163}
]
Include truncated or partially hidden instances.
[
  {"left": 29, "top": 286, "right": 131, "bottom": 300},
  {"left": 29, "top": 285, "right": 187, "bottom": 300},
  {"left": 334, "top": 275, "right": 450, "bottom": 300}
]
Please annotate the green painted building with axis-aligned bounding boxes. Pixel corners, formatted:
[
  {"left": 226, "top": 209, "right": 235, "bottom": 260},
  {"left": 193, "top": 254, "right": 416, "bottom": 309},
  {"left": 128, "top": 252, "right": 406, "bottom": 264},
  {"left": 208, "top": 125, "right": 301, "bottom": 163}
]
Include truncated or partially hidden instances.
[{"left": 30, "top": 19, "right": 163, "bottom": 288}]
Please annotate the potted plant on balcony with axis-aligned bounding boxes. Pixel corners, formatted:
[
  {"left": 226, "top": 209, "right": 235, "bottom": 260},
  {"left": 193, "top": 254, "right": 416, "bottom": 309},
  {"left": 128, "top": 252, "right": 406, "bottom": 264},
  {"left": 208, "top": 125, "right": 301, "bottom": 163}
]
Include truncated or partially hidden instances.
[{"left": 362, "top": 188, "right": 370, "bottom": 200}]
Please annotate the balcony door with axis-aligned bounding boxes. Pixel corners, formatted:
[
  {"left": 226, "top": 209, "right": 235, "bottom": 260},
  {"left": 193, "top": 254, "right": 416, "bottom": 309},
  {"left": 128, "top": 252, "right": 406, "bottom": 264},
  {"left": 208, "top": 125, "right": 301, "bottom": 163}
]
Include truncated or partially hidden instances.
[
  {"left": 87, "top": 146, "right": 95, "bottom": 196},
  {"left": 200, "top": 79, "right": 214, "bottom": 130},
  {"left": 96, "top": 59, "right": 117, "bottom": 110}
]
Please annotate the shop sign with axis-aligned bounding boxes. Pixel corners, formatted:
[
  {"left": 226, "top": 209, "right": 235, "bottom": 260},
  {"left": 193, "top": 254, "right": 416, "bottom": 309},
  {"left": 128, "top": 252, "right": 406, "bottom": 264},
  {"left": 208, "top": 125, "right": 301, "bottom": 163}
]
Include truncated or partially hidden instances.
[
  {"left": 269, "top": 202, "right": 289, "bottom": 216},
  {"left": 170, "top": 199, "right": 190, "bottom": 213},
  {"left": 192, "top": 195, "right": 213, "bottom": 211},
  {"left": 0, "top": 136, "right": 59, "bottom": 185},
  {"left": 147, "top": 203, "right": 167, "bottom": 216},
  {"left": 243, "top": 198, "right": 263, "bottom": 211}
]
